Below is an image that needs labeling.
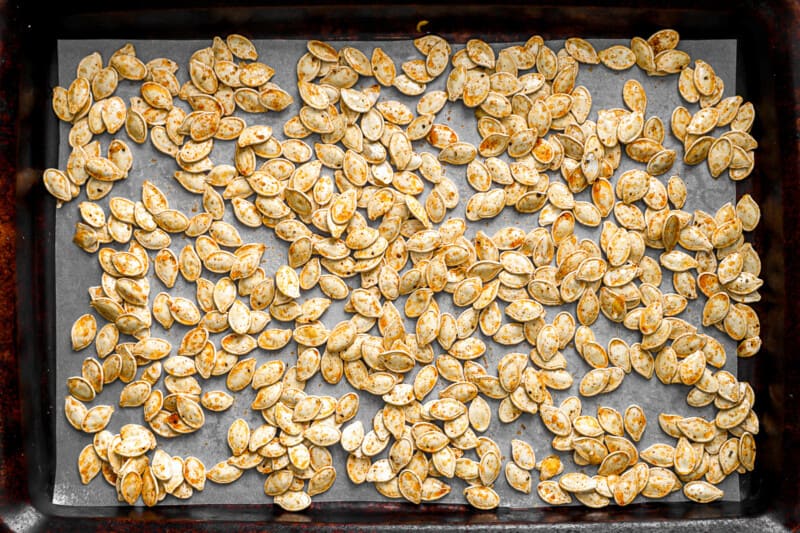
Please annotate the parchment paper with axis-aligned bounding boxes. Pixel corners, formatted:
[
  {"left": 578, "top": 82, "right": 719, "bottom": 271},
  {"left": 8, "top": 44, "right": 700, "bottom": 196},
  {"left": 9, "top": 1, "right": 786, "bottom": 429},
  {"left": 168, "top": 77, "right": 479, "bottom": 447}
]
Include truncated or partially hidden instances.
[{"left": 53, "top": 37, "right": 740, "bottom": 507}]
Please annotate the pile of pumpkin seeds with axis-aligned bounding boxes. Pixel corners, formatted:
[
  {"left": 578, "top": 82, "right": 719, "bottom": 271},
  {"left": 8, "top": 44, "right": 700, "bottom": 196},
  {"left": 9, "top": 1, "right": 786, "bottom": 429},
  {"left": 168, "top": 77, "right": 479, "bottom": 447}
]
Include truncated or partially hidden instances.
[{"left": 54, "top": 29, "right": 760, "bottom": 510}]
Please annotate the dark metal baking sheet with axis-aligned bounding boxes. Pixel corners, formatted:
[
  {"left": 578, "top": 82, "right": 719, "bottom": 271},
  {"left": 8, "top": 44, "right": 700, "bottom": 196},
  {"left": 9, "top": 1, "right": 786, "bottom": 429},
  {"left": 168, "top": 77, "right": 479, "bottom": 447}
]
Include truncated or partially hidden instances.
[{"left": 8, "top": 1, "right": 799, "bottom": 530}]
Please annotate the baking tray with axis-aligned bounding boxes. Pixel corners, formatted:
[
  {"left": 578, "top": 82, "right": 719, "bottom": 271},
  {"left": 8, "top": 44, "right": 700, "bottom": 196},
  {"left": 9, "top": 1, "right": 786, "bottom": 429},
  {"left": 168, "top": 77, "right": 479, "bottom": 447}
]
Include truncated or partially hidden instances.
[{"left": 5, "top": 0, "right": 799, "bottom": 530}]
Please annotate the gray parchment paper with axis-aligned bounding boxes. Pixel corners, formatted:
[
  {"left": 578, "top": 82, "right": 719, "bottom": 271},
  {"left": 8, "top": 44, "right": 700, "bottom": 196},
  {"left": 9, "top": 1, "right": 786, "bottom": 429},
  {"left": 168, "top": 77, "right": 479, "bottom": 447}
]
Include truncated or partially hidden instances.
[{"left": 54, "top": 37, "right": 740, "bottom": 507}]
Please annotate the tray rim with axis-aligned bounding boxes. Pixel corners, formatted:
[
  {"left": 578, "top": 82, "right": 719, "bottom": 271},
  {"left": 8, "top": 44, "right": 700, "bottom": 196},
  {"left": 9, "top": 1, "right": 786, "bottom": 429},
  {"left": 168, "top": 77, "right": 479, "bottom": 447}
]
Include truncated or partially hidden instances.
[{"left": 6, "top": 1, "right": 799, "bottom": 530}]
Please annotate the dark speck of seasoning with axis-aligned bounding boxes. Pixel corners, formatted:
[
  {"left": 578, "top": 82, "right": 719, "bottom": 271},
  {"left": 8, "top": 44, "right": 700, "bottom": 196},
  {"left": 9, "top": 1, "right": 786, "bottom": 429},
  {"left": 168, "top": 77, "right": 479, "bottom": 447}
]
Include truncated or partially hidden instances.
[
  {"left": 151, "top": 158, "right": 157, "bottom": 164},
  {"left": 521, "top": 423, "right": 527, "bottom": 430}
]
